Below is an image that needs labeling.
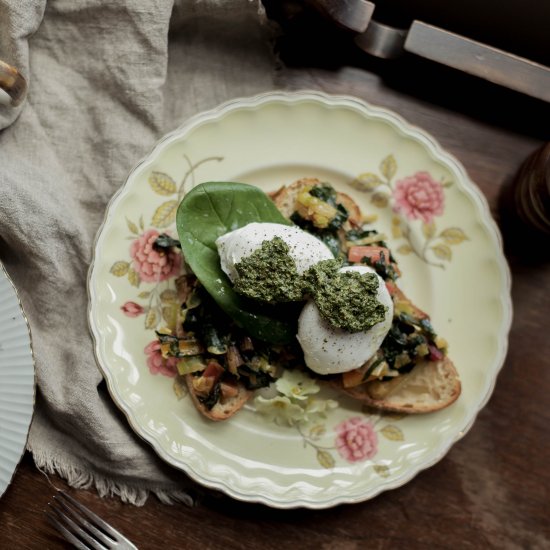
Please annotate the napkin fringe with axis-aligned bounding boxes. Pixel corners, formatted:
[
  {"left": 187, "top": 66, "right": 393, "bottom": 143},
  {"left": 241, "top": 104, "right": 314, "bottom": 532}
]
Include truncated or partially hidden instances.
[{"left": 30, "top": 446, "right": 195, "bottom": 507}]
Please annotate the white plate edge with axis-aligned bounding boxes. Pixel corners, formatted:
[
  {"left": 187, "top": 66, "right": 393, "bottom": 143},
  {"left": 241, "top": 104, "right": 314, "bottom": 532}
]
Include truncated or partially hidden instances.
[
  {"left": 87, "top": 90, "right": 513, "bottom": 509},
  {"left": 0, "top": 260, "right": 36, "bottom": 499}
]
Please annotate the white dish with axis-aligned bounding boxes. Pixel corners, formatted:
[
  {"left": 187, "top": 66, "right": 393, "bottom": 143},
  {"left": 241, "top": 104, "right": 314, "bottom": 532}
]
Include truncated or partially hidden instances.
[
  {"left": 0, "top": 262, "right": 35, "bottom": 498},
  {"left": 88, "top": 91, "right": 512, "bottom": 508}
]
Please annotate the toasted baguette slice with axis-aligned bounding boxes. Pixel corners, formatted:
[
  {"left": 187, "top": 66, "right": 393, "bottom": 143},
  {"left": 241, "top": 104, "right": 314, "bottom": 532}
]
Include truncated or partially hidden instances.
[
  {"left": 334, "top": 356, "right": 461, "bottom": 414},
  {"left": 336, "top": 283, "right": 461, "bottom": 414},
  {"left": 185, "top": 375, "right": 251, "bottom": 421},
  {"left": 273, "top": 178, "right": 362, "bottom": 227},
  {"left": 274, "top": 178, "right": 460, "bottom": 414}
]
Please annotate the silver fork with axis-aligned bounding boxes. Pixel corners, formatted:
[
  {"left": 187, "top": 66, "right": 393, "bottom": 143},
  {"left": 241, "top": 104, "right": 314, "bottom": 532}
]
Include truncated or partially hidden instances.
[{"left": 45, "top": 491, "right": 138, "bottom": 549}]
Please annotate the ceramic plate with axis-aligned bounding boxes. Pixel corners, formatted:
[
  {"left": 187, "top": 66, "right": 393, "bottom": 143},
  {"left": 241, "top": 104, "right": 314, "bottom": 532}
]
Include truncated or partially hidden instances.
[
  {"left": 0, "top": 262, "right": 35, "bottom": 498},
  {"left": 88, "top": 91, "right": 512, "bottom": 508}
]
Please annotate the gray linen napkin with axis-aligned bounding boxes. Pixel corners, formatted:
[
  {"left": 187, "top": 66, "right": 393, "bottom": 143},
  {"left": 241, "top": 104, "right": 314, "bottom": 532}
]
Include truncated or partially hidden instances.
[{"left": 0, "top": 0, "right": 276, "bottom": 504}]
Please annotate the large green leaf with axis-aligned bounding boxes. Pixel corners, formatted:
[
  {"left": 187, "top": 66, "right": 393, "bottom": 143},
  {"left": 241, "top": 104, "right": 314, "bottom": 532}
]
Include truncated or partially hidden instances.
[{"left": 176, "top": 182, "right": 296, "bottom": 344}]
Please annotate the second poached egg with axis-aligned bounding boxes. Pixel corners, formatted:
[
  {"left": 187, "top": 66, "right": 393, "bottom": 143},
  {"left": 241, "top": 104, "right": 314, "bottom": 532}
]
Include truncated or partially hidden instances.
[{"left": 297, "top": 265, "right": 394, "bottom": 375}]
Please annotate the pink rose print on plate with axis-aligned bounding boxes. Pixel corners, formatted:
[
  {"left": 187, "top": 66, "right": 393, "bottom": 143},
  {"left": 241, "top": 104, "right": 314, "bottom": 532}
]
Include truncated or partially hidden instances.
[
  {"left": 121, "top": 301, "right": 144, "bottom": 317},
  {"left": 144, "top": 340, "right": 178, "bottom": 377},
  {"left": 335, "top": 416, "right": 378, "bottom": 462},
  {"left": 130, "top": 229, "right": 181, "bottom": 283},
  {"left": 393, "top": 171, "right": 444, "bottom": 224}
]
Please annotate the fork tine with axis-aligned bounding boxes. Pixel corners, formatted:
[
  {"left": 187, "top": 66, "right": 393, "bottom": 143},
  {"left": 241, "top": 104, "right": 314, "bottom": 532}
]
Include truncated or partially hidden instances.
[
  {"left": 52, "top": 493, "right": 115, "bottom": 547},
  {"left": 45, "top": 508, "right": 105, "bottom": 550},
  {"left": 57, "top": 491, "right": 121, "bottom": 540}
]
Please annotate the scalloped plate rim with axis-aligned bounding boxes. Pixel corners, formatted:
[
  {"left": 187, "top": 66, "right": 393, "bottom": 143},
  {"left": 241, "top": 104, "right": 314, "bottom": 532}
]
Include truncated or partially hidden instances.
[{"left": 87, "top": 90, "right": 512, "bottom": 509}]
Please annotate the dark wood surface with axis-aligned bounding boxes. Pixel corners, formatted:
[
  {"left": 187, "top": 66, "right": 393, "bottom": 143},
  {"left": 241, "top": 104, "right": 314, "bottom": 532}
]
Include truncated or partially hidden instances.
[{"left": 2, "top": 11, "right": 550, "bottom": 550}]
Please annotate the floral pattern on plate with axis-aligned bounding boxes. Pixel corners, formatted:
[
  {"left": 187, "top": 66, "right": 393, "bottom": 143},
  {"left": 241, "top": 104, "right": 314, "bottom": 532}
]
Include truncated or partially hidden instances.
[
  {"left": 109, "top": 155, "right": 221, "bottom": 332},
  {"left": 253, "top": 370, "right": 404, "bottom": 473},
  {"left": 350, "top": 154, "right": 468, "bottom": 268}
]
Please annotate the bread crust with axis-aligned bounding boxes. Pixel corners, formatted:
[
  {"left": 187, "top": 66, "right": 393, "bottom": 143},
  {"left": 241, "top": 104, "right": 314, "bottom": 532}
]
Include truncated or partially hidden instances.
[
  {"left": 333, "top": 356, "right": 461, "bottom": 414},
  {"left": 333, "top": 283, "right": 461, "bottom": 414}
]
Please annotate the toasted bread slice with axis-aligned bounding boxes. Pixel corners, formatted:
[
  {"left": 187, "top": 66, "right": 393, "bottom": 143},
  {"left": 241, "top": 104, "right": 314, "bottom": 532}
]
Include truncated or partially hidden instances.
[
  {"left": 274, "top": 178, "right": 460, "bottom": 414},
  {"left": 185, "top": 375, "right": 251, "bottom": 421},
  {"left": 336, "top": 282, "right": 461, "bottom": 413},
  {"left": 273, "top": 178, "right": 362, "bottom": 227},
  {"left": 334, "top": 356, "right": 461, "bottom": 414}
]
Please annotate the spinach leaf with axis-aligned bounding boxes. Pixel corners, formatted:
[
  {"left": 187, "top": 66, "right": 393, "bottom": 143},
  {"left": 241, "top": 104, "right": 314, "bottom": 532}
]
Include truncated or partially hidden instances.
[{"left": 176, "top": 182, "right": 296, "bottom": 344}]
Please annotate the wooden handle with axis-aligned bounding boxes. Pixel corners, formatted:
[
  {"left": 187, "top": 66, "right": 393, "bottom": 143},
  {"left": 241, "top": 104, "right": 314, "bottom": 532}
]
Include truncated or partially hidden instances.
[{"left": 0, "top": 60, "right": 27, "bottom": 107}]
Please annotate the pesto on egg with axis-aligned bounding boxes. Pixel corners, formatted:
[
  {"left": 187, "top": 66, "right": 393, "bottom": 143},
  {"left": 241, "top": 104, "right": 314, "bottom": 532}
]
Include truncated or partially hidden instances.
[
  {"left": 304, "top": 260, "right": 387, "bottom": 333},
  {"left": 233, "top": 237, "right": 304, "bottom": 303},
  {"left": 232, "top": 237, "right": 386, "bottom": 333}
]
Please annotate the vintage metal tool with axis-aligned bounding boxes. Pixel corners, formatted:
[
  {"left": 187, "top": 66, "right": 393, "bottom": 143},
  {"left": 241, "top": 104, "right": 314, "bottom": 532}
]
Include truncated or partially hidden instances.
[{"left": 309, "top": 0, "right": 550, "bottom": 103}]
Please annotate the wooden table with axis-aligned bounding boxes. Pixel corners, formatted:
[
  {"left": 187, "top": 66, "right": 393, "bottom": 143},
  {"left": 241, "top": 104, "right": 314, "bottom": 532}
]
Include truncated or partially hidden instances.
[{"left": 1, "top": 12, "right": 550, "bottom": 549}]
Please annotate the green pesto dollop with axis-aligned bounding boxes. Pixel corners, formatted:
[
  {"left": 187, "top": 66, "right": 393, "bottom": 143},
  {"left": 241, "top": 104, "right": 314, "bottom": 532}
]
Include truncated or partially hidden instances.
[
  {"left": 232, "top": 238, "right": 386, "bottom": 332},
  {"left": 303, "top": 259, "right": 387, "bottom": 332},
  {"left": 233, "top": 237, "right": 304, "bottom": 303}
]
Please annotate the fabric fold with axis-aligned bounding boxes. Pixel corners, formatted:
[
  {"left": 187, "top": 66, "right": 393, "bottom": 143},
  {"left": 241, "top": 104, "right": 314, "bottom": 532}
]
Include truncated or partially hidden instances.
[{"left": 0, "top": 0, "right": 276, "bottom": 505}]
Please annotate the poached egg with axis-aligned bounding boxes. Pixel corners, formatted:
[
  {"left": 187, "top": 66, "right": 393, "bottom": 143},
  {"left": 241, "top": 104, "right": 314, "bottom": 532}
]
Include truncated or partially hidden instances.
[
  {"left": 216, "top": 223, "right": 393, "bottom": 376},
  {"left": 297, "top": 265, "right": 393, "bottom": 375},
  {"left": 216, "top": 222, "right": 334, "bottom": 283}
]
